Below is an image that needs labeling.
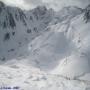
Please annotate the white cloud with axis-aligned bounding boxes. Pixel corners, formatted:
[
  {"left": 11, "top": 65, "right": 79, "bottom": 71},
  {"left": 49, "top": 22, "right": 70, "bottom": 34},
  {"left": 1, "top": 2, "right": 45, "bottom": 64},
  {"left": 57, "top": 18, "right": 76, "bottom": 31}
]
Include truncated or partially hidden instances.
[
  {"left": 0, "top": 0, "right": 90, "bottom": 10},
  {"left": 0, "top": 0, "right": 31, "bottom": 9}
]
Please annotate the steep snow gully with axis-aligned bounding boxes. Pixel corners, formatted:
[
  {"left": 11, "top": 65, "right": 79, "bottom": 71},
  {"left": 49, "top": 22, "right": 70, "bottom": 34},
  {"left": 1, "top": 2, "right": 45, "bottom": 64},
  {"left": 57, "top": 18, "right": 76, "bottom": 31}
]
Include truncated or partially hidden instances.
[{"left": 0, "top": 1, "right": 90, "bottom": 90}]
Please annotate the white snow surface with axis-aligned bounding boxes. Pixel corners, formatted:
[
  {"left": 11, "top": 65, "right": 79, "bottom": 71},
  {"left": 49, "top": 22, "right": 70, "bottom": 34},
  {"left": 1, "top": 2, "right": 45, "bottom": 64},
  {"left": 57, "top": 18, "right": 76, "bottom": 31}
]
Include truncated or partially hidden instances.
[{"left": 0, "top": 62, "right": 90, "bottom": 90}]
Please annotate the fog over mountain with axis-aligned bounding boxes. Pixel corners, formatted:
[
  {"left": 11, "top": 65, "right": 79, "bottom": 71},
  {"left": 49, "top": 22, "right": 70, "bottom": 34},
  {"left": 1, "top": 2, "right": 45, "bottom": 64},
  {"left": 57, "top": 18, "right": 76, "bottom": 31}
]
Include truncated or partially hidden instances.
[{"left": 0, "top": 0, "right": 90, "bottom": 10}]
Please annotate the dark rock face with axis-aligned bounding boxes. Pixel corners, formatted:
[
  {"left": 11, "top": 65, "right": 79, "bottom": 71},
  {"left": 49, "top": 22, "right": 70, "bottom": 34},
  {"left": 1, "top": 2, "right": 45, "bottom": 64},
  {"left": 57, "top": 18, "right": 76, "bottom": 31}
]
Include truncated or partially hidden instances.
[
  {"left": 27, "top": 29, "right": 32, "bottom": 33},
  {"left": 0, "top": 1, "right": 53, "bottom": 31},
  {"left": 3, "top": 21, "right": 7, "bottom": 28},
  {"left": 8, "top": 12, "right": 16, "bottom": 28},
  {"left": 0, "top": 1, "right": 5, "bottom": 8},
  {"left": 18, "top": 9, "right": 27, "bottom": 26},
  {"left": 12, "top": 32, "right": 15, "bottom": 36},
  {"left": 0, "top": 1, "right": 27, "bottom": 29},
  {"left": 0, "top": 12, "right": 16, "bottom": 29},
  {"left": 84, "top": 5, "right": 90, "bottom": 23},
  {"left": 32, "top": 6, "right": 47, "bottom": 20},
  {"left": 0, "top": 1, "right": 5, "bottom": 13},
  {"left": 4, "top": 32, "right": 10, "bottom": 41}
]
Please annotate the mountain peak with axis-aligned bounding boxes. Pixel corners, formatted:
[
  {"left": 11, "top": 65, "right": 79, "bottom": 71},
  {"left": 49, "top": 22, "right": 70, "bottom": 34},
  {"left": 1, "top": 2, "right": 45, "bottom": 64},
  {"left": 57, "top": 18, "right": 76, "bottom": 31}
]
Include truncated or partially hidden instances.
[
  {"left": 35, "top": 6, "right": 47, "bottom": 11},
  {"left": 0, "top": 1, "right": 5, "bottom": 7},
  {"left": 32, "top": 6, "right": 47, "bottom": 16},
  {"left": 85, "top": 4, "right": 90, "bottom": 11}
]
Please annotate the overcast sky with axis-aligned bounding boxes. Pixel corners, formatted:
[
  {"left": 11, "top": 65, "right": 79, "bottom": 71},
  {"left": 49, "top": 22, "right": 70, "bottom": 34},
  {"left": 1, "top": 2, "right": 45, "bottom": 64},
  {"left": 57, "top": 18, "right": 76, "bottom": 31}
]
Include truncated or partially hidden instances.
[{"left": 0, "top": 0, "right": 90, "bottom": 10}]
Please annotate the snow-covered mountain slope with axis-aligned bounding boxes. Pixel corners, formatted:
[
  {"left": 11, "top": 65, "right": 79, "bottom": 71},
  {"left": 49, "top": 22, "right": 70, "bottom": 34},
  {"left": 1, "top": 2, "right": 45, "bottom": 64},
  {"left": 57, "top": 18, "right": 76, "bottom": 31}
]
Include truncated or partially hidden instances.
[
  {"left": 0, "top": 1, "right": 54, "bottom": 61},
  {"left": 0, "top": 1, "right": 90, "bottom": 90},
  {"left": 27, "top": 5, "right": 90, "bottom": 79}
]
